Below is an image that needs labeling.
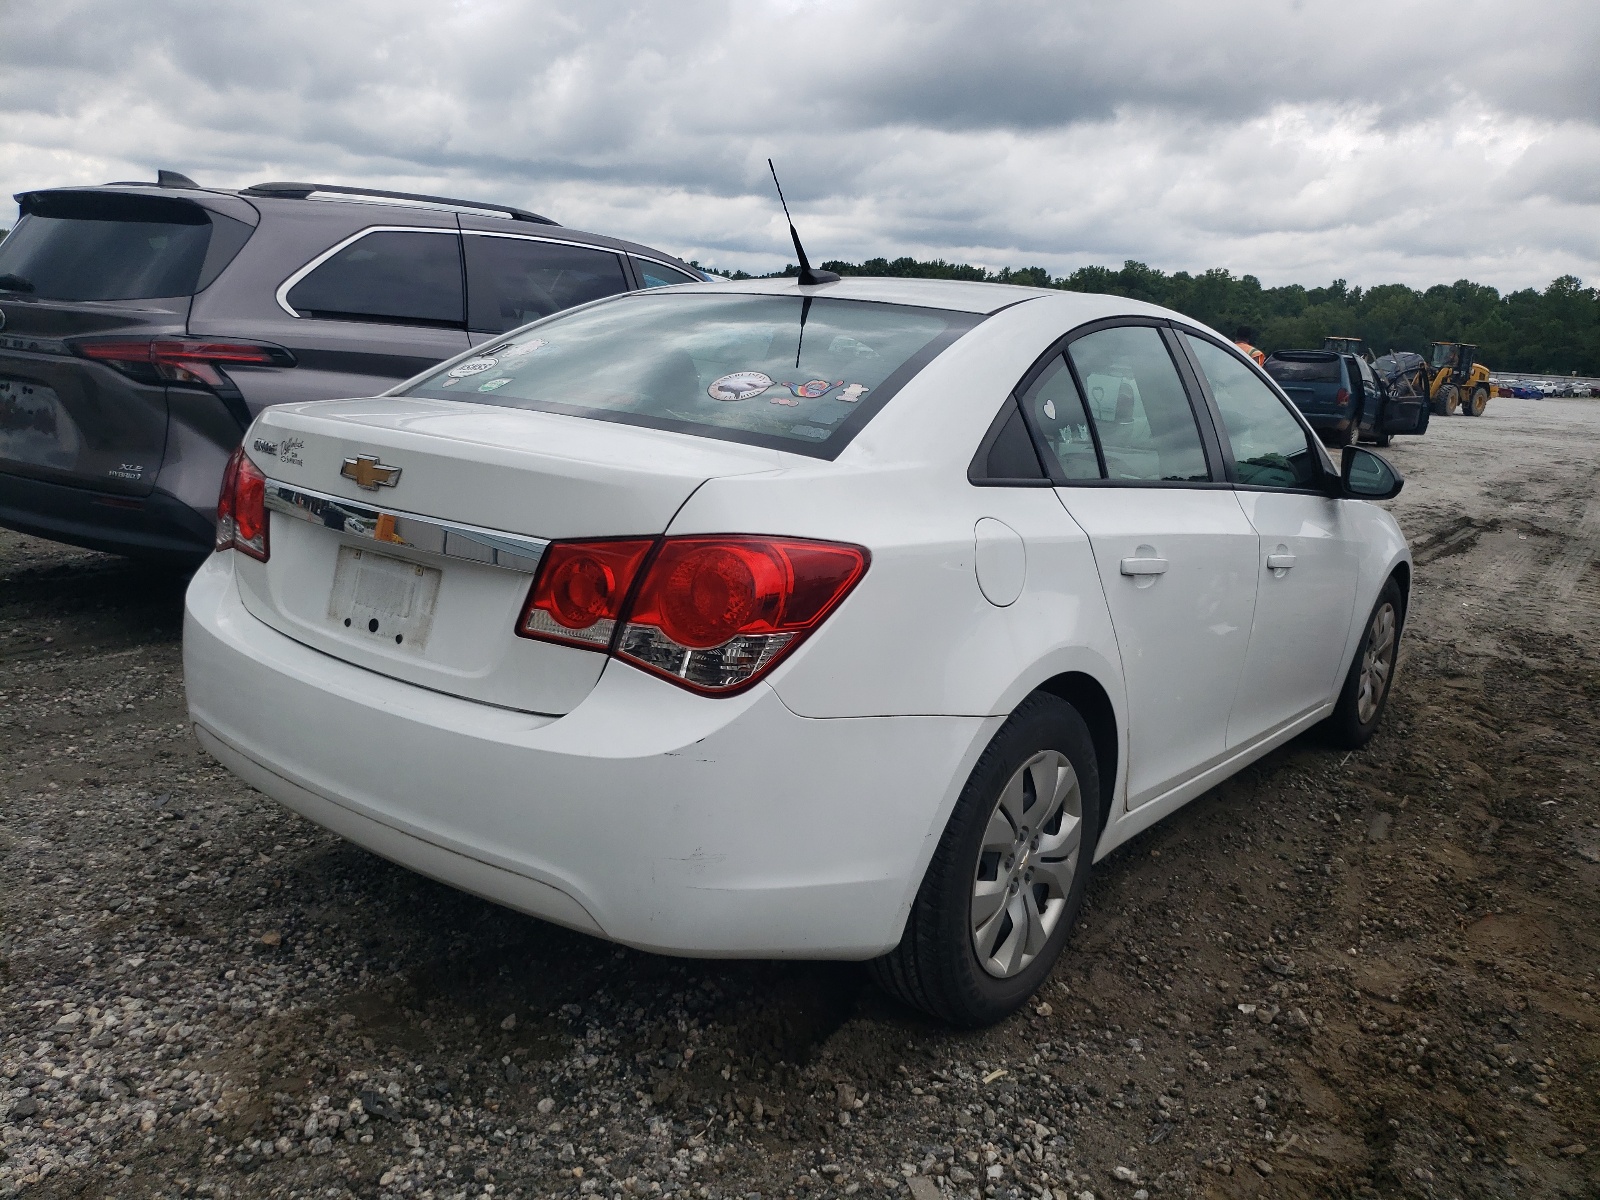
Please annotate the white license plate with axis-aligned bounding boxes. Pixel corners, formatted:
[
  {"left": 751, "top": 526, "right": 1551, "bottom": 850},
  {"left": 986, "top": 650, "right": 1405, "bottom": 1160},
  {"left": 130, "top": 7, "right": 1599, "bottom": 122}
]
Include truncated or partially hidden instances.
[{"left": 327, "top": 546, "right": 442, "bottom": 650}]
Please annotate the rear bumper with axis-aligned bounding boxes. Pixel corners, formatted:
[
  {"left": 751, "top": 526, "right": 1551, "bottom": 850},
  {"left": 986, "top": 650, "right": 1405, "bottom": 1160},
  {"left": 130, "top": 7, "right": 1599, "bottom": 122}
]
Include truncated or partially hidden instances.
[
  {"left": 0, "top": 470, "right": 211, "bottom": 563},
  {"left": 183, "top": 553, "right": 995, "bottom": 958},
  {"left": 1300, "top": 412, "right": 1353, "bottom": 434}
]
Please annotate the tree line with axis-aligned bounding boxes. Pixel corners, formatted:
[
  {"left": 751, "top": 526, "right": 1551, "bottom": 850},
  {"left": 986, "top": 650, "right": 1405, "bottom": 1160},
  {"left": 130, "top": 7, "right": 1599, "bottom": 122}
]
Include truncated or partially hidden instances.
[{"left": 701, "top": 257, "right": 1600, "bottom": 376}]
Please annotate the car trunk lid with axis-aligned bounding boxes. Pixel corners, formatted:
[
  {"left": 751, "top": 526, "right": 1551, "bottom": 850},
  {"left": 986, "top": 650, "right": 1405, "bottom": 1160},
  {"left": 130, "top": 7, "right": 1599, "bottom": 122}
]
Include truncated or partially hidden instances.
[{"left": 231, "top": 397, "right": 788, "bottom": 713}]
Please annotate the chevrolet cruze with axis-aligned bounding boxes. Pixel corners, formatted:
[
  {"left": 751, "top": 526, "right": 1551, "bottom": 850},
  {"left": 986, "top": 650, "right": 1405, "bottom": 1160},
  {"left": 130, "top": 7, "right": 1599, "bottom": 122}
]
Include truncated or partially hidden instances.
[{"left": 184, "top": 277, "right": 1410, "bottom": 1026}]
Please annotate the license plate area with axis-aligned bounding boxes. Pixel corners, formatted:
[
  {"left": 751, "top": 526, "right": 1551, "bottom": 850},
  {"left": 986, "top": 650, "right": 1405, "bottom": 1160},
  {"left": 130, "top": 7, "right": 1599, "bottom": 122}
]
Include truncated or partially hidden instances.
[
  {"left": 327, "top": 546, "right": 442, "bottom": 650},
  {"left": 0, "top": 377, "right": 79, "bottom": 470}
]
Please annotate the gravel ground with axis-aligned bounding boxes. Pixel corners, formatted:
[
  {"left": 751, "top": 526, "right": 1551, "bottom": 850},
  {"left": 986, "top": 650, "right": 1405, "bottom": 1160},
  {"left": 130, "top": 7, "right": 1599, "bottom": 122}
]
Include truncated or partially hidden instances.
[{"left": 2, "top": 396, "right": 1597, "bottom": 1200}]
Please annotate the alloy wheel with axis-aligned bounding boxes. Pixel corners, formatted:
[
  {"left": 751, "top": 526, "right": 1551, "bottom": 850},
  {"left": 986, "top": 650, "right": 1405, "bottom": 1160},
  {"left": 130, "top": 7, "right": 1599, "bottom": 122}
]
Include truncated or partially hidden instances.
[
  {"left": 1357, "top": 602, "right": 1397, "bottom": 724},
  {"left": 970, "top": 750, "right": 1083, "bottom": 979}
]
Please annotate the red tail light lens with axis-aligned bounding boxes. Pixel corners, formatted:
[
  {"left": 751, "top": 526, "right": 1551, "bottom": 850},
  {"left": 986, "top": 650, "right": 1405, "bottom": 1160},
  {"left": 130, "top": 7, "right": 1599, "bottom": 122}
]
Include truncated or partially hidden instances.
[
  {"left": 517, "top": 539, "right": 654, "bottom": 649},
  {"left": 214, "top": 444, "right": 269, "bottom": 562},
  {"left": 1334, "top": 387, "right": 1351, "bottom": 407},
  {"left": 515, "top": 535, "right": 868, "bottom": 694},
  {"left": 622, "top": 537, "right": 868, "bottom": 693},
  {"left": 72, "top": 337, "right": 291, "bottom": 388}
]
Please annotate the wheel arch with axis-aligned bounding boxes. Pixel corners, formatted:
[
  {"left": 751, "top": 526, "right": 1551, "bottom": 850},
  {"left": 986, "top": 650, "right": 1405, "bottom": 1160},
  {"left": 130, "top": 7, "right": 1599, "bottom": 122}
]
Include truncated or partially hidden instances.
[{"left": 1035, "top": 670, "right": 1119, "bottom": 843}]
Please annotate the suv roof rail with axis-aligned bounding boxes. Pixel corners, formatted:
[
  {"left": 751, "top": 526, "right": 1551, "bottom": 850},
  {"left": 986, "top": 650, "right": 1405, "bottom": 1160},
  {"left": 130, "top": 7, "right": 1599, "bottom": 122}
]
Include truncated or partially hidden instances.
[{"left": 238, "top": 182, "right": 558, "bottom": 225}]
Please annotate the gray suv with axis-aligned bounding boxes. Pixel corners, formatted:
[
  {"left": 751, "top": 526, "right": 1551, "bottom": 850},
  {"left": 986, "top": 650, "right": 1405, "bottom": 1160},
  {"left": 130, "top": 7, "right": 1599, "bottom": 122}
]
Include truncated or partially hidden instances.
[{"left": 0, "top": 172, "right": 706, "bottom": 562}]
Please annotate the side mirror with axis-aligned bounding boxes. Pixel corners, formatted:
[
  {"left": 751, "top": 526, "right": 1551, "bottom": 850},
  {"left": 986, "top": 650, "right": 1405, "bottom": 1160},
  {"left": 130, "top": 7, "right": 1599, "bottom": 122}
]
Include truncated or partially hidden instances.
[{"left": 1341, "top": 446, "right": 1404, "bottom": 500}]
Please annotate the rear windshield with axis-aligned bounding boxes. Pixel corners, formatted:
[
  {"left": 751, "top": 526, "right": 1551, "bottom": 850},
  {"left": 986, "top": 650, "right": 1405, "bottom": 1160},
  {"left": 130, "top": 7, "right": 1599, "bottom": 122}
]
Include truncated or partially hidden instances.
[
  {"left": 0, "top": 193, "right": 247, "bottom": 301},
  {"left": 1264, "top": 355, "right": 1341, "bottom": 385},
  {"left": 400, "top": 292, "right": 978, "bottom": 457}
]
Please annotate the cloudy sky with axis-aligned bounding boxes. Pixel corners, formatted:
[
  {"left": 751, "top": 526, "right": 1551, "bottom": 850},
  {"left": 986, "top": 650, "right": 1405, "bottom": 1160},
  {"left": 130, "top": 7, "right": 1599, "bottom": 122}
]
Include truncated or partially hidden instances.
[{"left": 2, "top": 0, "right": 1596, "bottom": 290}]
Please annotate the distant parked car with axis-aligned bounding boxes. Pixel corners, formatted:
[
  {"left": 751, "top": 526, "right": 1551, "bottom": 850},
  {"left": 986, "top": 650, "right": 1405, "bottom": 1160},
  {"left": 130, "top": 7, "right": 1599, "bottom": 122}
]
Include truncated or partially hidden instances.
[
  {"left": 1264, "top": 350, "right": 1427, "bottom": 447},
  {"left": 0, "top": 172, "right": 707, "bottom": 563}
]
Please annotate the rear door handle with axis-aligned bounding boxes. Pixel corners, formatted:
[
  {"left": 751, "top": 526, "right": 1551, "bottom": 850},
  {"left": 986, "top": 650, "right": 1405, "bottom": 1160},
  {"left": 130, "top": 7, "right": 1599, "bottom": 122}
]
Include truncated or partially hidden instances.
[
  {"left": 1267, "top": 552, "right": 1297, "bottom": 570},
  {"left": 1120, "top": 556, "right": 1169, "bottom": 576}
]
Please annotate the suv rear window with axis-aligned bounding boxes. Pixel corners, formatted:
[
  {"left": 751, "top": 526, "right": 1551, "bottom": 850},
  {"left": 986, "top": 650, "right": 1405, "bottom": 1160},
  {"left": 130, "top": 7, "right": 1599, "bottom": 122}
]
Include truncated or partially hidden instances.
[
  {"left": 0, "top": 192, "right": 249, "bottom": 301},
  {"left": 286, "top": 230, "right": 464, "bottom": 327},
  {"left": 402, "top": 292, "right": 977, "bottom": 457},
  {"left": 1264, "top": 354, "right": 1341, "bottom": 384}
]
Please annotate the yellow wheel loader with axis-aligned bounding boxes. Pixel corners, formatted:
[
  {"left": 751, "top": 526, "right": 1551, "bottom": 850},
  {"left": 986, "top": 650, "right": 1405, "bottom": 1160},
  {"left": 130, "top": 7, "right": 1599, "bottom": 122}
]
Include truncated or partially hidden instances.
[{"left": 1428, "top": 342, "right": 1492, "bottom": 416}]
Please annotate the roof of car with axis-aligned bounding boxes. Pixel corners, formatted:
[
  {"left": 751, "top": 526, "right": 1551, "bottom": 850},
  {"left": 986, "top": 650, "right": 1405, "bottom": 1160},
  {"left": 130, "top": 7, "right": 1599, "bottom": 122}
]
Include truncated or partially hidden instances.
[{"left": 677, "top": 275, "right": 1179, "bottom": 319}]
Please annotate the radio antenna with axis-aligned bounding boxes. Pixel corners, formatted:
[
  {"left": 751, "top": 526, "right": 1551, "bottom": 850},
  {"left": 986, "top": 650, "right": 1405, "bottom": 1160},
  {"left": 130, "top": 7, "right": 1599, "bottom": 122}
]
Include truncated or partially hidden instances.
[{"left": 768, "top": 159, "right": 838, "bottom": 287}]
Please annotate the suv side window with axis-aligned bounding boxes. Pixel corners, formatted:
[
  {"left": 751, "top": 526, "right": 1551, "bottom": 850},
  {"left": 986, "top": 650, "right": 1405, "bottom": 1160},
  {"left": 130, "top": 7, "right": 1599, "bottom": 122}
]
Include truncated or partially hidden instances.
[
  {"left": 286, "top": 230, "right": 464, "bottom": 326},
  {"left": 1356, "top": 358, "right": 1378, "bottom": 393},
  {"left": 1183, "top": 333, "right": 1320, "bottom": 490},
  {"left": 632, "top": 257, "right": 700, "bottom": 288},
  {"left": 1017, "top": 355, "right": 1101, "bottom": 480},
  {"left": 465, "top": 237, "right": 630, "bottom": 333},
  {"left": 1065, "top": 325, "right": 1210, "bottom": 482}
]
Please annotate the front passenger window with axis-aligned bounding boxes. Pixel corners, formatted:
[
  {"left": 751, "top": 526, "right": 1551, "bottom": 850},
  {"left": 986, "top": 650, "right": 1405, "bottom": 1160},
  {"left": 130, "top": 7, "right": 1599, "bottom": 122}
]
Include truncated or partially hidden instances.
[
  {"left": 1184, "top": 334, "right": 1319, "bottom": 490},
  {"left": 1065, "top": 325, "right": 1209, "bottom": 482}
]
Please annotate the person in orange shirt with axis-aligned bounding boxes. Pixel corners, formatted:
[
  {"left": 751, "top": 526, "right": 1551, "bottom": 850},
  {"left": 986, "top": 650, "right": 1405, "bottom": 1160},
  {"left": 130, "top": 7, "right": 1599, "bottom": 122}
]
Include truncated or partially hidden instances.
[{"left": 1233, "top": 326, "right": 1266, "bottom": 366}]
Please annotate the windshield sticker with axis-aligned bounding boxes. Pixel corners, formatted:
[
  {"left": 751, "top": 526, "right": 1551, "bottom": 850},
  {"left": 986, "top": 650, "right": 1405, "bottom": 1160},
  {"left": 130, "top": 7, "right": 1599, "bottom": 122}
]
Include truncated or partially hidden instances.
[
  {"left": 836, "top": 383, "right": 870, "bottom": 403},
  {"left": 447, "top": 356, "right": 498, "bottom": 379},
  {"left": 708, "top": 371, "right": 775, "bottom": 402},
  {"left": 477, "top": 377, "right": 512, "bottom": 392},
  {"left": 495, "top": 338, "right": 550, "bottom": 364},
  {"left": 781, "top": 379, "right": 843, "bottom": 399}
]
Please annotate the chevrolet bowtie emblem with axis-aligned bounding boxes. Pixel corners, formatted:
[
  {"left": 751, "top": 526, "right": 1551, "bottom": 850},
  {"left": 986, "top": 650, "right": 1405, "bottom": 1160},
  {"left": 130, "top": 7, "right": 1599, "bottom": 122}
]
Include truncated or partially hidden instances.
[{"left": 341, "top": 454, "right": 401, "bottom": 491}]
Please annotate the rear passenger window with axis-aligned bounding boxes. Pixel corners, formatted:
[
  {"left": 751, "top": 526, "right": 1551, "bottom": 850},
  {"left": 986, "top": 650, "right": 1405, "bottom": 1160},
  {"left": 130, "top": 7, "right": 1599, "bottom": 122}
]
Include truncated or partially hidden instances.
[
  {"left": 1066, "top": 326, "right": 1210, "bottom": 483},
  {"left": 1184, "top": 334, "right": 1319, "bottom": 490},
  {"left": 287, "top": 230, "right": 464, "bottom": 326},
  {"left": 1018, "top": 355, "right": 1101, "bottom": 480},
  {"left": 465, "top": 237, "right": 629, "bottom": 332},
  {"left": 632, "top": 257, "right": 700, "bottom": 288}
]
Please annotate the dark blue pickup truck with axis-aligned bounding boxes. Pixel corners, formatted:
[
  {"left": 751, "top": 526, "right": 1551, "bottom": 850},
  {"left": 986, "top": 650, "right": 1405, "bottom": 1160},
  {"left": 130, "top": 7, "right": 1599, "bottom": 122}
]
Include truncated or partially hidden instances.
[{"left": 1264, "top": 349, "right": 1428, "bottom": 447}]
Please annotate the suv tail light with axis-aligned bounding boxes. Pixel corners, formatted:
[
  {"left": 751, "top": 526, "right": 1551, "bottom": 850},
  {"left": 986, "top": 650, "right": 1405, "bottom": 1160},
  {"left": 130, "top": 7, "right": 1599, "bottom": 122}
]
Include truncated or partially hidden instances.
[
  {"left": 215, "top": 445, "right": 269, "bottom": 561},
  {"left": 1334, "top": 387, "right": 1351, "bottom": 407},
  {"left": 516, "top": 535, "right": 868, "bottom": 695},
  {"left": 71, "top": 337, "right": 294, "bottom": 388}
]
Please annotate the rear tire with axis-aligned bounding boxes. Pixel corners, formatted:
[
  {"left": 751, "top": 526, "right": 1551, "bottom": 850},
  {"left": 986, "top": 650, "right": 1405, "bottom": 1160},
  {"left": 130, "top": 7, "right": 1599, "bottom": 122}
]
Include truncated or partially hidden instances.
[
  {"left": 1463, "top": 386, "right": 1488, "bottom": 416},
  {"left": 1324, "top": 578, "right": 1403, "bottom": 749},
  {"left": 870, "top": 693, "right": 1101, "bottom": 1027}
]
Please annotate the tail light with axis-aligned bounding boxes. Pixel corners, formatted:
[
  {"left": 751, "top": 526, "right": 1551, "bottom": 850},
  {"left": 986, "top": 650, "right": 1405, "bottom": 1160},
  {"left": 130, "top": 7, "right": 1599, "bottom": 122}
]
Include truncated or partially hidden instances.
[
  {"left": 71, "top": 337, "right": 294, "bottom": 388},
  {"left": 517, "top": 535, "right": 868, "bottom": 695},
  {"left": 1334, "top": 387, "right": 1351, "bottom": 407},
  {"left": 215, "top": 445, "right": 269, "bottom": 561},
  {"left": 517, "top": 539, "right": 654, "bottom": 650}
]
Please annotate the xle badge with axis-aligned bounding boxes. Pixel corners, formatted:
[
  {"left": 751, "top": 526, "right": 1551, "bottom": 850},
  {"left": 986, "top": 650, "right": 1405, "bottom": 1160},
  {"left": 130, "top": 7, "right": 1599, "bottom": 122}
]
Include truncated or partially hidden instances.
[{"left": 341, "top": 454, "right": 401, "bottom": 491}]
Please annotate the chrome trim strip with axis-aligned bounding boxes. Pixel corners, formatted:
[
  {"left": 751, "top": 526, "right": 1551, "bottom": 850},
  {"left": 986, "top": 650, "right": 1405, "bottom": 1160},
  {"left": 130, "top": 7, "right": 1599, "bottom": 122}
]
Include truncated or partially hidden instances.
[{"left": 263, "top": 480, "right": 548, "bottom": 574}]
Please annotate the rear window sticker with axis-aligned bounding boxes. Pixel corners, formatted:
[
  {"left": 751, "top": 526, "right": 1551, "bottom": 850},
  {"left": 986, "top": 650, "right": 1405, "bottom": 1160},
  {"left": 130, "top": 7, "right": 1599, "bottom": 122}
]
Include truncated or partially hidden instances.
[
  {"left": 781, "top": 379, "right": 842, "bottom": 399},
  {"left": 448, "top": 356, "right": 498, "bottom": 379},
  {"left": 1043, "top": 397, "right": 1057, "bottom": 420},
  {"left": 708, "top": 371, "right": 775, "bottom": 402},
  {"left": 790, "top": 425, "right": 829, "bottom": 439},
  {"left": 477, "top": 377, "right": 513, "bottom": 392},
  {"left": 495, "top": 338, "right": 550, "bottom": 364},
  {"left": 837, "top": 383, "right": 870, "bottom": 403},
  {"left": 770, "top": 395, "right": 800, "bottom": 407}
]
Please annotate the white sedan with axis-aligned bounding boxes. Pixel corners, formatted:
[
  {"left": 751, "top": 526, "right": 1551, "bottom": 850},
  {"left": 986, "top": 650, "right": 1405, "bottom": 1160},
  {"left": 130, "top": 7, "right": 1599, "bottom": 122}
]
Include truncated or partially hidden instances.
[{"left": 184, "top": 277, "right": 1410, "bottom": 1026}]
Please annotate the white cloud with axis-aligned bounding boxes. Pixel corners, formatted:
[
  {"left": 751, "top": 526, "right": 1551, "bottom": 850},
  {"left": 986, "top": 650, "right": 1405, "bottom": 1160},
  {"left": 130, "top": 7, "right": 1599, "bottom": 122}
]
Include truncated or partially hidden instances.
[{"left": 1, "top": 0, "right": 1596, "bottom": 290}]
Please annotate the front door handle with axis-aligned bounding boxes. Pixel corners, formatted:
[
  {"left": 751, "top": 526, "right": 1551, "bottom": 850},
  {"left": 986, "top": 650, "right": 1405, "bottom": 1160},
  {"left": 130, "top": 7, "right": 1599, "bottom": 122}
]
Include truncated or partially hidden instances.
[
  {"left": 1120, "top": 556, "right": 1169, "bottom": 576},
  {"left": 1267, "top": 550, "right": 1297, "bottom": 571}
]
